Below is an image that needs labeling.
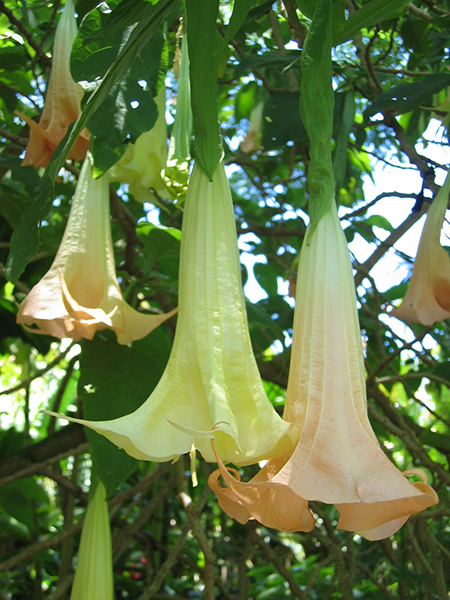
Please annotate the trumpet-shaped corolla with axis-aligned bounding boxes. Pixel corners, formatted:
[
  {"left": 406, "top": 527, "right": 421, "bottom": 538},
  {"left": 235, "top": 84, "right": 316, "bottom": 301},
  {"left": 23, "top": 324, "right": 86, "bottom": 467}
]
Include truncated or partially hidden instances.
[
  {"left": 17, "top": 0, "right": 89, "bottom": 168},
  {"left": 48, "top": 162, "right": 293, "bottom": 466},
  {"left": 209, "top": 203, "right": 438, "bottom": 541},
  {"left": 392, "top": 170, "right": 450, "bottom": 326},
  {"left": 17, "top": 154, "right": 176, "bottom": 344}
]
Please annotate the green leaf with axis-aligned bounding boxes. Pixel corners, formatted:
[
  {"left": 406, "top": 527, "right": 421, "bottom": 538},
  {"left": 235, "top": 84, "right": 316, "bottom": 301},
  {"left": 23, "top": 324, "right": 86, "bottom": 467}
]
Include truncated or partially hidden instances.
[
  {"left": 400, "top": 18, "right": 432, "bottom": 55},
  {"left": 390, "top": 566, "right": 433, "bottom": 584},
  {"left": 262, "top": 92, "right": 308, "bottom": 149},
  {"left": 137, "top": 222, "right": 181, "bottom": 281},
  {"left": 366, "top": 214, "right": 393, "bottom": 231},
  {"left": 78, "top": 329, "right": 172, "bottom": 497},
  {"left": 339, "top": 0, "right": 410, "bottom": 43},
  {"left": 185, "top": 0, "right": 223, "bottom": 179},
  {"left": 5, "top": 0, "right": 177, "bottom": 282},
  {"left": 294, "top": 0, "right": 314, "bottom": 18},
  {"left": 333, "top": 90, "right": 355, "bottom": 196},
  {"left": 72, "top": 1, "right": 167, "bottom": 174},
  {"left": 364, "top": 73, "right": 450, "bottom": 120},
  {"left": 219, "top": 0, "right": 255, "bottom": 50},
  {"left": 419, "top": 430, "right": 450, "bottom": 452},
  {"left": 0, "top": 478, "right": 48, "bottom": 532}
]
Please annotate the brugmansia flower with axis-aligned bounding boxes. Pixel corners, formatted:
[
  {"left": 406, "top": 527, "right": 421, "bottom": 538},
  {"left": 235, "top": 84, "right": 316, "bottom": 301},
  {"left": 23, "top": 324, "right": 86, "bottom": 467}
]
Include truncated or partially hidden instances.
[
  {"left": 17, "top": 154, "right": 176, "bottom": 344},
  {"left": 51, "top": 161, "right": 292, "bottom": 465},
  {"left": 108, "top": 88, "right": 172, "bottom": 205},
  {"left": 209, "top": 203, "right": 438, "bottom": 541},
  {"left": 16, "top": 0, "right": 89, "bottom": 168},
  {"left": 71, "top": 479, "right": 113, "bottom": 600},
  {"left": 239, "top": 102, "right": 264, "bottom": 154},
  {"left": 392, "top": 170, "right": 450, "bottom": 326}
]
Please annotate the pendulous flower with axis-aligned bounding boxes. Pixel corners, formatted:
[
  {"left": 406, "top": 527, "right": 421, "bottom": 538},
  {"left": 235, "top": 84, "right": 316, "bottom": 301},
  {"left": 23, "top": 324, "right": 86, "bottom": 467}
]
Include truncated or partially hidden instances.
[
  {"left": 16, "top": 0, "right": 89, "bottom": 168},
  {"left": 49, "top": 161, "right": 293, "bottom": 466},
  {"left": 17, "top": 154, "right": 176, "bottom": 344},
  {"left": 70, "top": 478, "right": 113, "bottom": 600},
  {"left": 392, "top": 169, "right": 450, "bottom": 326},
  {"left": 108, "top": 88, "right": 173, "bottom": 205},
  {"left": 209, "top": 203, "right": 438, "bottom": 541}
]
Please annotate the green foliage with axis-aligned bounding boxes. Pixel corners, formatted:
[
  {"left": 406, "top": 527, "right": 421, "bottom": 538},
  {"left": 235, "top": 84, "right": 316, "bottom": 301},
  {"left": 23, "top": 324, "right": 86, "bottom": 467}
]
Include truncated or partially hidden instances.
[
  {"left": 1, "top": 0, "right": 450, "bottom": 599},
  {"left": 78, "top": 329, "right": 171, "bottom": 497},
  {"left": 71, "top": 0, "right": 167, "bottom": 173}
]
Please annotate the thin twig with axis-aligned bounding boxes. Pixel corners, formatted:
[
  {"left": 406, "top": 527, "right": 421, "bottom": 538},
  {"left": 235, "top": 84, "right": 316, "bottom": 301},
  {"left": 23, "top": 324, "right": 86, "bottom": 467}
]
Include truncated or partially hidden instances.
[
  {"left": 0, "top": 342, "right": 78, "bottom": 396},
  {"left": 0, "top": 0, "right": 52, "bottom": 67}
]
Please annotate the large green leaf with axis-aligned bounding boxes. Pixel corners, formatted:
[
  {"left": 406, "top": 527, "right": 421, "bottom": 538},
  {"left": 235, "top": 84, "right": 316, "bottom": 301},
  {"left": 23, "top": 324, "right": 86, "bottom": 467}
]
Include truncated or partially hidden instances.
[
  {"left": 339, "top": 0, "right": 410, "bottom": 43},
  {"left": 262, "top": 92, "right": 308, "bottom": 149},
  {"left": 0, "top": 478, "right": 48, "bottom": 532},
  {"left": 137, "top": 222, "right": 181, "bottom": 282},
  {"left": 71, "top": 1, "right": 167, "bottom": 174},
  {"left": 78, "top": 329, "right": 172, "bottom": 497},
  {"left": 219, "top": 0, "right": 255, "bottom": 50},
  {"left": 364, "top": 73, "right": 450, "bottom": 120},
  {"left": 333, "top": 90, "right": 355, "bottom": 196}
]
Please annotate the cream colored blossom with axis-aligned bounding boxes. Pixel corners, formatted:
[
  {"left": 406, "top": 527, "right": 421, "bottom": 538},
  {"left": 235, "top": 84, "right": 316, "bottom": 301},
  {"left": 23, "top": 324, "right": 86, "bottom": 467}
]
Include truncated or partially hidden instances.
[
  {"left": 16, "top": 0, "right": 89, "bottom": 168},
  {"left": 70, "top": 479, "right": 113, "bottom": 600},
  {"left": 392, "top": 170, "right": 450, "bottom": 325},
  {"left": 47, "top": 161, "right": 293, "bottom": 466},
  {"left": 17, "top": 154, "right": 176, "bottom": 344},
  {"left": 209, "top": 203, "right": 438, "bottom": 541},
  {"left": 108, "top": 88, "right": 172, "bottom": 205}
]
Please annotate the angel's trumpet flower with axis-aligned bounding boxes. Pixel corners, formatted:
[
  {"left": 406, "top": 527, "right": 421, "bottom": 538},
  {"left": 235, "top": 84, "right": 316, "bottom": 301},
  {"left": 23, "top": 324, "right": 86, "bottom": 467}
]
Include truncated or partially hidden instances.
[
  {"left": 209, "top": 203, "right": 438, "bottom": 541},
  {"left": 17, "top": 154, "right": 176, "bottom": 344},
  {"left": 16, "top": 0, "right": 89, "bottom": 168},
  {"left": 108, "top": 88, "right": 173, "bottom": 205},
  {"left": 48, "top": 162, "right": 293, "bottom": 466},
  {"left": 70, "top": 479, "right": 113, "bottom": 600},
  {"left": 392, "top": 170, "right": 450, "bottom": 326}
]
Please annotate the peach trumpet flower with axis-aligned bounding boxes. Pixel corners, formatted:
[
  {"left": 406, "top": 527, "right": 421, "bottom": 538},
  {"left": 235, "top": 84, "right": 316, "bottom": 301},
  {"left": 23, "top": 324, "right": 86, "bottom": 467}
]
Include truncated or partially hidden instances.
[
  {"left": 16, "top": 0, "right": 89, "bottom": 168},
  {"left": 391, "top": 169, "right": 450, "bottom": 326},
  {"left": 47, "top": 162, "right": 293, "bottom": 466},
  {"left": 17, "top": 154, "right": 176, "bottom": 344},
  {"left": 209, "top": 203, "right": 438, "bottom": 541}
]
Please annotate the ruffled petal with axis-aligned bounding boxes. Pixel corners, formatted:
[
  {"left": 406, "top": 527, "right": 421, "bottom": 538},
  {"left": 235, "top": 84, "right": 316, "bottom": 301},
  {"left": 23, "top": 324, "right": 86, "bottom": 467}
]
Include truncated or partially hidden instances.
[{"left": 208, "top": 443, "right": 315, "bottom": 532}]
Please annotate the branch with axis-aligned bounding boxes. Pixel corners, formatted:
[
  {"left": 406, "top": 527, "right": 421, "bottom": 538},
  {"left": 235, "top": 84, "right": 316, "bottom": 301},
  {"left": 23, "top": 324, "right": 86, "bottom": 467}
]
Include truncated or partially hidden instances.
[
  {"left": 247, "top": 525, "right": 308, "bottom": 600},
  {"left": 354, "top": 208, "right": 425, "bottom": 287},
  {"left": 0, "top": 425, "right": 87, "bottom": 486},
  {"left": 0, "top": 0, "right": 52, "bottom": 68},
  {"left": 0, "top": 342, "right": 78, "bottom": 396}
]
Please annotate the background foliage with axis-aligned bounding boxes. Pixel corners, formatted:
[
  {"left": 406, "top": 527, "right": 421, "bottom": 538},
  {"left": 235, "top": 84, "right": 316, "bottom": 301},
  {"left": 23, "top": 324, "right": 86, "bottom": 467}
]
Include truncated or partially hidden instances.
[{"left": 1, "top": 0, "right": 450, "bottom": 598}]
